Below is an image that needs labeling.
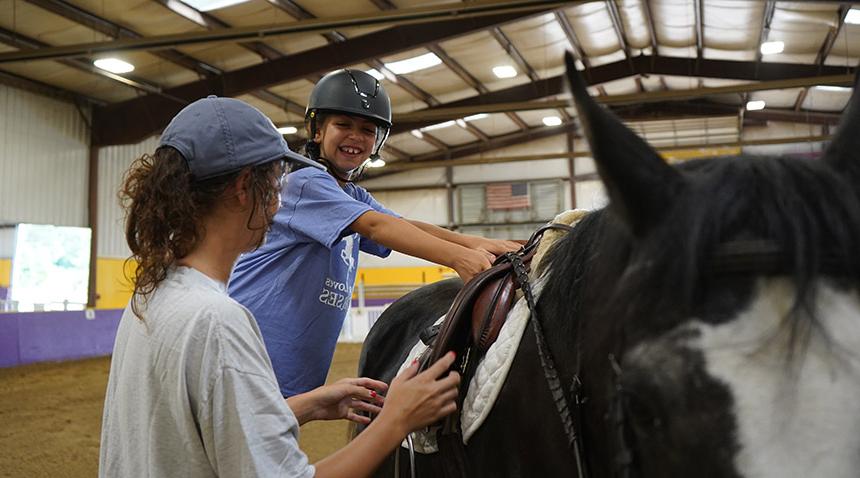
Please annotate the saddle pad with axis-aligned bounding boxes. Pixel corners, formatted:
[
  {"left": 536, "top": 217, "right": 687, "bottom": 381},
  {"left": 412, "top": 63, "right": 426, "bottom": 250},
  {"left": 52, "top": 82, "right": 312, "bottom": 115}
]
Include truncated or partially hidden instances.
[{"left": 397, "top": 277, "right": 547, "bottom": 454}]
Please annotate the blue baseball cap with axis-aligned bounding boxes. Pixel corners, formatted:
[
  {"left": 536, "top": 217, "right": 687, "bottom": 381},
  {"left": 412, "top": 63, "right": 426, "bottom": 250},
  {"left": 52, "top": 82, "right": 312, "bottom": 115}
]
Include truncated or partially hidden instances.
[{"left": 159, "top": 95, "right": 323, "bottom": 180}]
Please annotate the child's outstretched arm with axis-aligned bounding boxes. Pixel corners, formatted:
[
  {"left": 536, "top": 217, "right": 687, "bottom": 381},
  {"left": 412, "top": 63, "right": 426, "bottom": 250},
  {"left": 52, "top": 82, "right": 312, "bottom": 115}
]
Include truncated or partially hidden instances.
[
  {"left": 351, "top": 211, "right": 494, "bottom": 283},
  {"left": 406, "top": 219, "right": 522, "bottom": 256}
]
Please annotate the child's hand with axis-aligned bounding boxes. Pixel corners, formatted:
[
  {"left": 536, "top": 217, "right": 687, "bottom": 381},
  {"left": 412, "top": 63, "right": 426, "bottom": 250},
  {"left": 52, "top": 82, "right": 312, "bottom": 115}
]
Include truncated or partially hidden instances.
[
  {"left": 452, "top": 248, "right": 494, "bottom": 283},
  {"left": 470, "top": 237, "right": 522, "bottom": 256}
]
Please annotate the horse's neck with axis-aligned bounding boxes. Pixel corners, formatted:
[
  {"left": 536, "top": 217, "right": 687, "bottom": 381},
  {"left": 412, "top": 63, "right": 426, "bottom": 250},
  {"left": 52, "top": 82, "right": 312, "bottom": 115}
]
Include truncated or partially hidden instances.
[{"left": 691, "top": 278, "right": 860, "bottom": 478}]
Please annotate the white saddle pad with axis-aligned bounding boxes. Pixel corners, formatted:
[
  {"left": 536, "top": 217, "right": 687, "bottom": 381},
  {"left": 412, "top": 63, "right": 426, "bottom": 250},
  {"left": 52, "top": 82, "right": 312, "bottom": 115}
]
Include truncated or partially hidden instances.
[{"left": 397, "top": 277, "right": 546, "bottom": 454}]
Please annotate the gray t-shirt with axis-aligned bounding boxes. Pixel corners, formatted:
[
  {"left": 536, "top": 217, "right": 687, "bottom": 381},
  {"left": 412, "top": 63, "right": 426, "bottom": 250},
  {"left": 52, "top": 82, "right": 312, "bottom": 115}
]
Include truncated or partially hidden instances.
[{"left": 99, "top": 266, "right": 315, "bottom": 478}]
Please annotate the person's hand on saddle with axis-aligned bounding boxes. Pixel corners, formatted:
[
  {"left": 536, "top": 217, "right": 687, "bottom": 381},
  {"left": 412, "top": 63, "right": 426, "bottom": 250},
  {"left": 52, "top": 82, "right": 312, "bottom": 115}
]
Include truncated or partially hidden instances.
[
  {"left": 452, "top": 247, "right": 495, "bottom": 284},
  {"left": 466, "top": 237, "right": 523, "bottom": 257},
  {"left": 287, "top": 377, "right": 387, "bottom": 425},
  {"left": 376, "top": 351, "right": 461, "bottom": 435}
]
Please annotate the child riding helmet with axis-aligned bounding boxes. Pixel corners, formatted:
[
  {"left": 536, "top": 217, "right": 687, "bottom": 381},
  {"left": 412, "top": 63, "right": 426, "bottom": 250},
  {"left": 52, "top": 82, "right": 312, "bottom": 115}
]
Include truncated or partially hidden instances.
[{"left": 305, "top": 69, "right": 392, "bottom": 180}]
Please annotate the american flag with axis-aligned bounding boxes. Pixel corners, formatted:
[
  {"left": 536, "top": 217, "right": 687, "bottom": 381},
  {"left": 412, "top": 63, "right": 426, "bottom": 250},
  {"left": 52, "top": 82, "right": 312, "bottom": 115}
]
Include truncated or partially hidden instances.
[{"left": 485, "top": 182, "right": 530, "bottom": 210}]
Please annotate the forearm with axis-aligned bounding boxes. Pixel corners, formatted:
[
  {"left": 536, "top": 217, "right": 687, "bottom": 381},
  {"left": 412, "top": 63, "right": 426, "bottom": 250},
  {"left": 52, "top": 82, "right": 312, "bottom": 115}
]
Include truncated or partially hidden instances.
[
  {"left": 286, "top": 393, "right": 317, "bottom": 425},
  {"left": 407, "top": 219, "right": 476, "bottom": 248},
  {"left": 313, "top": 416, "right": 404, "bottom": 478},
  {"left": 360, "top": 214, "right": 471, "bottom": 269}
]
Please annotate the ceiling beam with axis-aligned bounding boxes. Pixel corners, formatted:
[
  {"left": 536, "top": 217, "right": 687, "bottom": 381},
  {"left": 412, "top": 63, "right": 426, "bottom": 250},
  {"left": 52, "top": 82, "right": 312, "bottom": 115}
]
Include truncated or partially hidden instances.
[
  {"left": 0, "top": 26, "right": 169, "bottom": 98},
  {"left": 554, "top": 10, "right": 590, "bottom": 68},
  {"left": 693, "top": 0, "right": 704, "bottom": 60},
  {"left": 152, "top": 0, "right": 306, "bottom": 115},
  {"left": 794, "top": 6, "right": 852, "bottom": 113},
  {"left": 754, "top": 1, "right": 776, "bottom": 66},
  {"left": 427, "top": 43, "right": 528, "bottom": 131},
  {"left": 0, "top": 0, "right": 569, "bottom": 63},
  {"left": 605, "top": 0, "right": 636, "bottom": 74},
  {"left": 92, "top": 9, "right": 548, "bottom": 146},
  {"left": 641, "top": 0, "right": 659, "bottom": 55},
  {"left": 370, "top": 134, "right": 832, "bottom": 174},
  {"left": 389, "top": 69, "right": 851, "bottom": 131}
]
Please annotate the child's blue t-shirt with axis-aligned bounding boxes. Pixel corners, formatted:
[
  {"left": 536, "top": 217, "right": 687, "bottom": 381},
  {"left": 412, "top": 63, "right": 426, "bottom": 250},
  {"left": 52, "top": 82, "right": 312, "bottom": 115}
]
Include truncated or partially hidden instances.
[{"left": 228, "top": 166, "right": 395, "bottom": 397}]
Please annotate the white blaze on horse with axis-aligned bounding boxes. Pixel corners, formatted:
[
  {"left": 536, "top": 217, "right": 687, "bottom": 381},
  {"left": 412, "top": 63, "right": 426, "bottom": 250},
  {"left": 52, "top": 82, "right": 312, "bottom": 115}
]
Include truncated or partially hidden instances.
[{"left": 358, "top": 53, "right": 860, "bottom": 478}]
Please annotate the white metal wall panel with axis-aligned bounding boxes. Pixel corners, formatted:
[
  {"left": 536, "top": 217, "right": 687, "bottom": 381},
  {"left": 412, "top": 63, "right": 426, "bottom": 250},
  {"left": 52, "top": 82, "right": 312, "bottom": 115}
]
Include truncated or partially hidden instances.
[
  {"left": 97, "top": 135, "right": 160, "bottom": 258},
  {"left": 370, "top": 189, "right": 449, "bottom": 225},
  {"left": 574, "top": 180, "right": 608, "bottom": 211},
  {"left": 0, "top": 226, "right": 15, "bottom": 258},
  {"left": 0, "top": 84, "right": 89, "bottom": 227}
]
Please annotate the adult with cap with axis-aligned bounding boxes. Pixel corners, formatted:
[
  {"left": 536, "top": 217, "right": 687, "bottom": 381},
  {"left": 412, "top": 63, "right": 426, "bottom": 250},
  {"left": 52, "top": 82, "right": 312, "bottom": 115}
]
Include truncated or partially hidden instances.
[
  {"left": 99, "top": 96, "right": 461, "bottom": 478},
  {"left": 228, "top": 69, "right": 520, "bottom": 398}
]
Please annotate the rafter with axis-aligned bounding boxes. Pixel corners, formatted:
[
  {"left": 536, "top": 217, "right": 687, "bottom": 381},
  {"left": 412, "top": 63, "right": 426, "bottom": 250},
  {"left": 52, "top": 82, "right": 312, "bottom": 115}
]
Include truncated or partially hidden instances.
[
  {"left": 605, "top": 0, "right": 636, "bottom": 73},
  {"left": 554, "top": 10, "right": 590, "bottom": 68},
  {"left": 754, "top": 1, "right": 776, "bottom": 66},
  {"left": 0, "top": 26, "right": 167, "bottom": 98},
  {"left": 794, "top": 6, "right": 852, "bottom": 113},
  {"left": 0, "top": 1, "right": 566, "bottom": 64},
  {"left": 427, "top": 44, "right": 528, "bottom": 131},
  {"left": 641, "top": 0, "right": 659, "bottom": 55},
  {"left": 693, "top": 0, "right": 704, "bottom": 60},
  {"left": 92, "top": 9, "right": 540, "bottom": 146}
]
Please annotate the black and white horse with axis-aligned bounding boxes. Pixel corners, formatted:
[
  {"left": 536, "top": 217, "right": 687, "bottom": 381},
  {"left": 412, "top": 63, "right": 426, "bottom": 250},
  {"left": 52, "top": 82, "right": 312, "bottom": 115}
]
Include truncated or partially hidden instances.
[{"left": 359, "top": 53, "right": 860, "bottom": 477}]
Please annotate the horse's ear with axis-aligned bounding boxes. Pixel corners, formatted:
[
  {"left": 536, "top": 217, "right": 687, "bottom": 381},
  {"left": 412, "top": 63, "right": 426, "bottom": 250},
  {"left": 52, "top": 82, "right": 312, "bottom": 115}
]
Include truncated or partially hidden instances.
[
  {"left": 823, "top": 69, "right": 860, "bottom": 178},
  {"left": 564, "top": 52, "right": 685, "bottom": 235}
]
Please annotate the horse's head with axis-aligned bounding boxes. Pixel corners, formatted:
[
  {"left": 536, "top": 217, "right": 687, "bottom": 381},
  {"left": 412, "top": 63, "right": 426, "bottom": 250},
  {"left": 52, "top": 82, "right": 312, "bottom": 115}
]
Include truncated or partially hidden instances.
[{"left": 560, "top": 52, "right": 860, "bottom": 477}]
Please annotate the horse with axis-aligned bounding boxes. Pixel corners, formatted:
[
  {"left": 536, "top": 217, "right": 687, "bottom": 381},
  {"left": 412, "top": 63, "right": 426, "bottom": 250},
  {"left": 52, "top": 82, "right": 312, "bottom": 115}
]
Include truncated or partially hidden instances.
[{"left": 357, "top": 52, "right": 860, "bottom": 477}]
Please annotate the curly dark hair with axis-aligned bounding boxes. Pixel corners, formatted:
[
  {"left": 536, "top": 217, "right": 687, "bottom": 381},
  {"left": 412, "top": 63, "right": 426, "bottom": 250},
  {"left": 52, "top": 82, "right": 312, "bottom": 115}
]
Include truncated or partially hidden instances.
[{"left": 120, "top": 146, "right": 282, "bottom": 318}]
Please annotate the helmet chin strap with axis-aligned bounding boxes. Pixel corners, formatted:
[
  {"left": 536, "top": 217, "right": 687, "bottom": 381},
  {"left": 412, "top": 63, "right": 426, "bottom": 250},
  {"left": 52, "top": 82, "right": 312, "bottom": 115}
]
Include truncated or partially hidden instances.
[{"left": 317, "top": 157, "right": 357, "bottom": 183}]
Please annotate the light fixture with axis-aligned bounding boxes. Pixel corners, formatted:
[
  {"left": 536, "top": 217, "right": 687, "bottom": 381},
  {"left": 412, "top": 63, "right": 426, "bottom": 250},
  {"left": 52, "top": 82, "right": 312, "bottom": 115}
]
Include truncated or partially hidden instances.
[
  {"left": 93, "top": 58, "right": 134, "bottom": 74},
  {"left": 365, "top": 69, "right": 385, "bottom": 81},
  {"left": 277, "top": 126, "right": 298, "bottom": 135},
  {"left": 759, "top": 40, "right": 784, "bottom": 56},
  {"left": 746, "top": 100, "right": 766, "bottom": 111},
  {"left": 456, "top": 119, "right": 467, "bottom": 128},
  {"left": 815, "top": 85, "right": 851, "bottom": 92},
  {"left": 181, "top": 0, "right": 251, "bottom": 11},
  {"left": 464, "top": 113, "right": 488, "bottom": 121},
  {"left": 492, "top": 65, "right": 517, "bottom": 79},
  {"left": 542, "top": 115, "right": 562, "bottom": 126},
  {"left": 367, "top": 158, "right": 386, "bottom": 168},
  {"left": 421, "top": 120, "right": 456, "bottom": 131},
  {"left": 411, "top": 130, "right": 424, "bottom": 139},
  {"left": 846, "top": 8, "right": 860, "bottom": 25},
  {"left": 384, "top": 53, "right": 441, "bottom": 75}
]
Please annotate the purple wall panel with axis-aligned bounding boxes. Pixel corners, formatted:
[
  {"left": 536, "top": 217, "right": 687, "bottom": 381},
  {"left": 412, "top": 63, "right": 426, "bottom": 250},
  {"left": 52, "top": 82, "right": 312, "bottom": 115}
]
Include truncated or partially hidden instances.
[
  {"left": 1, "top": 309, "right": 123, "bottom": 367},
  {"left": 0, "top": 315, "right": 20, "bottom": 367},
  {"left": 0, "top": 286, "right": 8, "bottom": 300}
]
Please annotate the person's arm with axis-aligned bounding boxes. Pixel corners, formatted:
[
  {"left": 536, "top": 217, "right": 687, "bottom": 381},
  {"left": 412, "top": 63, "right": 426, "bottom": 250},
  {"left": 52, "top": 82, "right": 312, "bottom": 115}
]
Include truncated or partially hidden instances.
[
  {"left": 406, "top": 219, "right": 522, "bottom": 255},
  {"left": 351, "top": 211, "right": 493, "bottom": 283},
  {"left": 313, "top": 353, "right": 460, "bottom": 478},
  {"left": 287, "top": 377, "right": 387, "bottom": 426}
]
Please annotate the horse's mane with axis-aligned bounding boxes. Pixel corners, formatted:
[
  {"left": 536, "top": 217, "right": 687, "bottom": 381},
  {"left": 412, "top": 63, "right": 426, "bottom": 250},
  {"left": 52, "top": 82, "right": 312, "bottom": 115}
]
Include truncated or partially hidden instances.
[{"left": 543, "top": 154, "right": 860, "bottom": 353}]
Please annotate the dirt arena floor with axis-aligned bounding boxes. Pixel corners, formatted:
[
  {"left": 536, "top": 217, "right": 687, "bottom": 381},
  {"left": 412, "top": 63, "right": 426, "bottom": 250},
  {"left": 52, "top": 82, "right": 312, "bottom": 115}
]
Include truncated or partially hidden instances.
[{"left": 0, "top": 343, "right": 364, "bottom": 477}]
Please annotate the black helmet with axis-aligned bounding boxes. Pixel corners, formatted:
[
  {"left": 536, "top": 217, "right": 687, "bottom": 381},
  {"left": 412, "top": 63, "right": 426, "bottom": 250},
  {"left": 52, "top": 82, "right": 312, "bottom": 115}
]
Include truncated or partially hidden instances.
[{"left": 305, "top": 69, "right": 392, "bottom": 173}]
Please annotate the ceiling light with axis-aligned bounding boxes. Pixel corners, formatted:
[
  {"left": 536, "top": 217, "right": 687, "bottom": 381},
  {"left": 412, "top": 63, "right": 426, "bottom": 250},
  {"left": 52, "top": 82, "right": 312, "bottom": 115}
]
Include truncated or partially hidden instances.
[
  {"left": 367, "top": 158, "right": 386, "bottom": 168},
  {"left": 93, "top": 58, "right": 134, "bottom": 74},
  {"left": 277, "top": 126, "right": 298, "bottom": 135},
  {"left": 421, "top": 120, "right": 456, "bottom": 131},
  {"left": 746, "top": 100, "right": 766, "bottom": 111},
  {"left": 815, "top": 85, "right": 851, "bottom": 92},
  {"left": 492, "top": 65, "right": 517, "bottom": 79},
  {"left": 456, "top": 119, "right": 467, "bottom": 128},
  {"left": 365, "top": 69, "right": 385, "bottom": 81},
  {"left": 384, "top": 53, "right": 441, "bottom": 75},
  {"left": 542, "top": 116, "right": 562, "bottom": 126},
  {"left": 464, "top": 113, "right": 488, "bottom": 121},
  {"left": 181, "top": 0, "right": 251, "bottom": 11},
  {"left": 846, "top": 8, "right": 860, "bottom": 25},
  {"left": 411, "top": 130, "right": 424, "bottom": 139},
  {"left": 759, "top": 41, "right": 784, "bottom": 56}
]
